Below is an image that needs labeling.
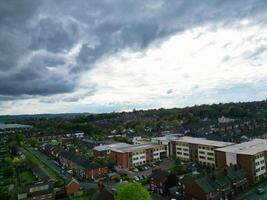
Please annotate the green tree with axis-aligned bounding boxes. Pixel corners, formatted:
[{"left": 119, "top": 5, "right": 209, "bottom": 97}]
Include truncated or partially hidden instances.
[
  {"left": 172, "top": 158, "right": 186, "bottom": 175},
  {"left": 29, "top": 137, "right": 39, "bottom": 147},
  {"left": 115, "top": 182, "right": 150, "bottom": 200},
  {"left": 16, "top": 133, "right": 26, "bottom": 146}
]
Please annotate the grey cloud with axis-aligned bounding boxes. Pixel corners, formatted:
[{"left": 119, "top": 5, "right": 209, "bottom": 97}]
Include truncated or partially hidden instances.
[
  {"left": 1, "top": 0, "right": 267, "bottom": 100},
  {"left": 242, "top": 45, "right": 267, "bottom": 60},
  {"left": 30, "top": 18, "right": 79, "bottom": 53}
]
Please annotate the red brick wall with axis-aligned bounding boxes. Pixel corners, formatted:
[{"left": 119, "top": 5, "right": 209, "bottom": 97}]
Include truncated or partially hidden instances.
[
  {"left": 65, "top": 182, "right": 80, "bottom": 195},
  {"left": 237, "top": 154, "right": 254, "bottom": 183},
  {"left": 185, "top": 182, "right": 208, "bottom": 200},
  {"left": 110, "top": 151, "right": 129, "bottom": 168},
  {"left": 215, "top": 150, "right": 227, "bottom": 169},
  {"left": 85, "top": 167, "right": 108, "bottom": 180}
]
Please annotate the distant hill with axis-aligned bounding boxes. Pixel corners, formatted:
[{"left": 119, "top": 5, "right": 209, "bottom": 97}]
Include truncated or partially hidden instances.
[{"left": 0, "top": 113, "right": 93, "bottom": 122}]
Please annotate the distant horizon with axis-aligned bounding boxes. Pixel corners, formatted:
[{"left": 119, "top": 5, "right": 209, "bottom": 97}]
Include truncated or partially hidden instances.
[{"left": 1, "top": 98, "right": 265, "bottom": 117}]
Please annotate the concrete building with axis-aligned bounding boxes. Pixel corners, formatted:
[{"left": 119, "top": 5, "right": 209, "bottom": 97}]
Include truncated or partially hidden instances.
[
  {"left": 93, "top": 143, "right": 131, "bottom": 156},
  {"left": 110, "top": 143, "right": 166, "bottom": 168},
  {"left": 215, "top": 139, "right": 267, "bottom": 183},
  {"left": 173, "top": 137, "right": 233, "bottom": 167},
  {"left": 151, "top": 134, "right": 183, "bottom": 158},
  {"left": 132, "top": 136, "right": 151, "bottom": 145}
]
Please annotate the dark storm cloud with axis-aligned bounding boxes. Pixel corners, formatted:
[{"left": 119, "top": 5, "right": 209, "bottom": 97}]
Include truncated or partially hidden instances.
[{"left": 1, "top": 0, "right": 267, "bottom": 99}]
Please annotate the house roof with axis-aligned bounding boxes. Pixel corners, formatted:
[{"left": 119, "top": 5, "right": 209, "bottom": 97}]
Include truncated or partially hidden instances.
[
  {"left": 45, "top": 144, "right": 104, "bottom": 169},
  {"left": 195, "top": 177, "right": 216, "bottom": 193},
  {"left": 65, "top": 177, "right": 79, "bottom": 186},
  {"left": 59, "top": 149, "right": 102, "bottom": 169},
  {"left": 91, "top": 189, "right": 114, "bottom": 200},
  {"left": 226, "top": 165, "right": 246, "bottom": 180},
  {"left": 150, "top": 169, "right": 169, "bottom": 182},
  {"left": 213, "top": 172, "right": 231, "bottom": 186}
]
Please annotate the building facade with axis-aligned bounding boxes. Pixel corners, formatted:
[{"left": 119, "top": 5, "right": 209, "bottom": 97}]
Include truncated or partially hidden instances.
[
  {"left": 173, "top": 137, "right": 233, "bottom": 167},
  {"left": 109, "top": 143, "right": 166, "bottom": 168},
  {"left": 215, "top": 139, "right": 267, "bottom": 184}
]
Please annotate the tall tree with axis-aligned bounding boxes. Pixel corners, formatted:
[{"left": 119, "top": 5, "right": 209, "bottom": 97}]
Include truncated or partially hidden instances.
[{"left": 115, "top": 182, "right": 150, "bottom": 200}]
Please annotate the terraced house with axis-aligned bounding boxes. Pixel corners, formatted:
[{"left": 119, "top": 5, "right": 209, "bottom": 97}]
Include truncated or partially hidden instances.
[
  {"left": 43, "top": 144, "right": 108, "bottom": 180},
  {"left": 173, "top": 137, "right": 233, "bottom": 168},
  {"left": 184, "top": 165, "right": 247, "bottom": 200},
  {"left": 215, "top": 139, "right": 267, "bottom": 183},
  {"left": 109, "top": 143, "right": 166, "bottom": 168}
]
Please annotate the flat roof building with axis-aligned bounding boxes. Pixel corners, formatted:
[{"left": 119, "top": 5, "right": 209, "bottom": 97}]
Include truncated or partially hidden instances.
[
  {"left": 93, "top": 143, "right": 131, "bottom": 156},
  {"left": 110, "top": 143, "right": 166, "bottom": 168},
  {"left": 215, "top": 139, "right": 267, "bottom": 183},
  {"left": 173, "top": 137, "right": 233, "bottom": 168}
]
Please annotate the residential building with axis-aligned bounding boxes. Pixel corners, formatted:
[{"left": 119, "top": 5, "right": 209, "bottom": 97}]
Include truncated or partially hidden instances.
[
  {"left": 17, "top": 182, "right": 54, "bottom": 200},
  {"left": 65, "top": 177, "right": 80, "bottom": 195},
  {"left": 173, "top": 137, "right": 233, "bottom": 168},
  {"left": 150, "top": 169, "right": 179, "bottom": 196},
  {"left": 184, "top": 165, "right": 247, "bottom": 200},
  {"left": 92, "top": 182, "right": 114, "bottom": 200},
  {"left": 43, "top": 144, "right": 108, "bottom": 180},
  {"left": 110, "top": 143, "right": 166, "bottom": 168},
  {"left": 218, "top": 116, "right": 235, "bottom": 124},
  {"left": 215, "top": 139, "right": 267, "bottom": 183},
  {"left": 17, "top": 166, "right": 54, "bottom": 200}
]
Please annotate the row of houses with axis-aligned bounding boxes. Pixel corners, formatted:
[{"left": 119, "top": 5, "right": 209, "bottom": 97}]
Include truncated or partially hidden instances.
[
  {"left": 150, "top": 165, "right": 248, "bottom": 200},
  {"left": 42, "top": 144, "right": 108, "bottom": 180}
]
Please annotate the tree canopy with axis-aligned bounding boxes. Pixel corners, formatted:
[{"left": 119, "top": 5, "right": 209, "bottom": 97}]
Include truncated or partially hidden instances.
[{"left": 115, "top": 182, "right": 150, "bottom": 200}]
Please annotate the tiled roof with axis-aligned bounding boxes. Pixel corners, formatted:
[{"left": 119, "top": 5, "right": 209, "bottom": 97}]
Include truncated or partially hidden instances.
[
  {"left": 150, "top": 169, "right": 169, "bottom": 182},
  {"left": 195, "top": 177, "right": 216, "bottom": 193}
]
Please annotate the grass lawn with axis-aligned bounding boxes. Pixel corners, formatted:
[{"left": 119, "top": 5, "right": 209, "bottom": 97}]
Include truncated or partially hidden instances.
[
  {"left": 70, "top": 193, "right": 93, "bottom": 200},
  {"left": 19, "top": 170, "right": 36, "bottom": 186}
]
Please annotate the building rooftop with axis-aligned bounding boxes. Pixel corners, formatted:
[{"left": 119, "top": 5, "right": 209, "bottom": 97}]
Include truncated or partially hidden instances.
[
  {"left": 152, "top": 134, "right": 183, "bottom": 142},
  {"left": 94, "top": 143, "right": 131, "bottom": 152},
  {"left": 215, "top": 139, "right": 267, "bottom": 155},
  {"left": 0, "top": 123, "right": 32, "bottom": 130},
  {"left": 111, "top": 143, "right": 163, "bottom": 153},
  {"left": 174, "top": 136, "right": 233, "bottom": 147}
]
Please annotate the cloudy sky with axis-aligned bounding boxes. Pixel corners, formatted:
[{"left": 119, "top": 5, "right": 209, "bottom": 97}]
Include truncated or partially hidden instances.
[{"left": 1, "top": 0, "right": 267, "bottom": 115}]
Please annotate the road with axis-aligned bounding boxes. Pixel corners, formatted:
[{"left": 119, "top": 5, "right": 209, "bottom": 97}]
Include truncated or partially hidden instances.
[
  {"left": 236, "top": 180, "right": 267, "bottom": 200},
  {"left": 26, "top": 147, "right": 70, "bottom": 180}
]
